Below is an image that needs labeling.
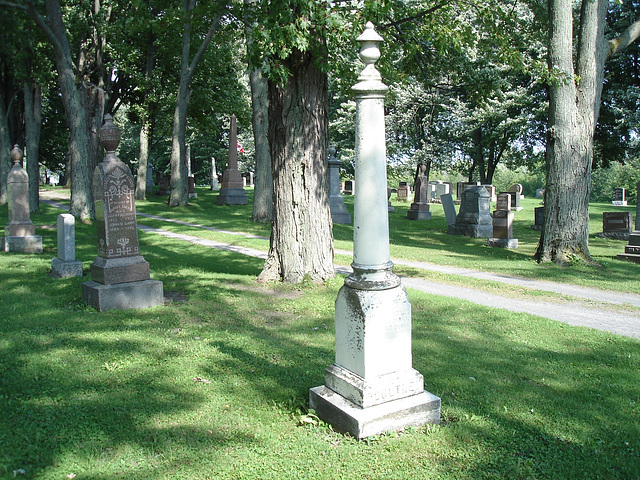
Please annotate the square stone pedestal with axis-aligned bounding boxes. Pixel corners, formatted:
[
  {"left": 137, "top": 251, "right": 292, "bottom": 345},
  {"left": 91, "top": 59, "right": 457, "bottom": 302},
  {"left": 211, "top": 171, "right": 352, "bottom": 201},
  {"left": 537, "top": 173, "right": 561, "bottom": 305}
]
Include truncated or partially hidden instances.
[
  {"left": 51, "top": 258, "right": 83, "bottom": 278},
  {"left": 310, "top": 386, "right": 441, "bottom": 440},
  {"left": 407, "top": 209, "right": 432, "bottom": 220},
  {"left": 82, "top": 279, "right": 163, "bottom": 311},
  {"left": 1, "top": 235, "right": 43, "bottom": 253},
  {"left": 617, "top": 231, "right": 640, "bottom": 264}
]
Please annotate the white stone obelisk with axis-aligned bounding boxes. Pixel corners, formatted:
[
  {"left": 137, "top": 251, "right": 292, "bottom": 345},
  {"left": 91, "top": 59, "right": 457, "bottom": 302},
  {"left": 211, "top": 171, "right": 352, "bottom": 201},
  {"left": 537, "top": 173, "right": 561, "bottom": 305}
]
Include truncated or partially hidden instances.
[{"left": 309, "top": 23, "right": 440, "bottom": 439}]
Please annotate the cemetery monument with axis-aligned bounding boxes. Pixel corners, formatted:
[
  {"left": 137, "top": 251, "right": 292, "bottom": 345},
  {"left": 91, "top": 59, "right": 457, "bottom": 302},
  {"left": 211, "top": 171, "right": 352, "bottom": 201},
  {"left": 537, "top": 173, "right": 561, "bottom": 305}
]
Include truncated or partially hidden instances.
[
  {"left": 488, "top": 193, "right": 518, "bottom": 248},
  {"left": 309, "top": 23, "right": 441, "bottom": 439},
  {"left": 328, "top": 146, "right": 352, "bottom": 224},
  {"left": 618, "top": 182, "right": 640, "bottom": 263},
  {"left": 407, "top": 164, "right": 432, "bottom": 220},
  {"left": 82, "top": 115, "right": 163, "bottom": 311},
  {"left": 448, "top": 186, "right": 493, "bottom": 237},
  {"left": 51, "top": 213, "right": 83, "bottom": 278},
  {"left": 216, "top": 114, "right": 248, "bottom": 205},
  {"left": 1, "top": 145, "right": 42, "bottom": 253}
]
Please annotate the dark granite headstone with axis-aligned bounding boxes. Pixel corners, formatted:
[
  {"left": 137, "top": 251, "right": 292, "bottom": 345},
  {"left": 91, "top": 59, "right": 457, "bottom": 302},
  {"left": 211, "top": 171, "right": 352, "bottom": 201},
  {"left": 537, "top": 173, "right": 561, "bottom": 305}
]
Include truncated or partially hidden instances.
[
  {"left": 343, "top": 180, "right": 355, "bottom": 195},
  {"left": 448, "top": 186, "right": 492, "bottom": 237},
  {"left": 328, "top": 146, "right": 351, "bottom": 224},
  {"left": 531, "top": 206, "right": 544, "bottom": 231},
  {"left": 602, "top": 212, "right": 632, "bottom": 233}
]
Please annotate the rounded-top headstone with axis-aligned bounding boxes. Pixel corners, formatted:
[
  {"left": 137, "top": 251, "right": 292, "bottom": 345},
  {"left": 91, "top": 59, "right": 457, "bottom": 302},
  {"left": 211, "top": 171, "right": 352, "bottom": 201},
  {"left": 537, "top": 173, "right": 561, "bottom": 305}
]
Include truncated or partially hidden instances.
[{"left": 99, "top": 114, "right": 121, "bottom": 154}]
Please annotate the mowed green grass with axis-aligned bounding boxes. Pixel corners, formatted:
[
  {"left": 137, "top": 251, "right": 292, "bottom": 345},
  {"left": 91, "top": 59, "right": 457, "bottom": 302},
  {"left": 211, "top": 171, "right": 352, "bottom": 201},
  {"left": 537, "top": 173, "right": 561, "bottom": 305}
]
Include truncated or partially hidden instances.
[{"left": 0, "top": 188, "right": 638, "bottom": 479}]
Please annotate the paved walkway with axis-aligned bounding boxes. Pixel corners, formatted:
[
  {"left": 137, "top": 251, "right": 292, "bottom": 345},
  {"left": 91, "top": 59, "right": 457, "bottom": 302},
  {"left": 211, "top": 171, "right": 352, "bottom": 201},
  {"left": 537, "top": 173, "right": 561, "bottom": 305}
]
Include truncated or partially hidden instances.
[{"left": 41, "top": 197, "right": 640, "bottom": 339}]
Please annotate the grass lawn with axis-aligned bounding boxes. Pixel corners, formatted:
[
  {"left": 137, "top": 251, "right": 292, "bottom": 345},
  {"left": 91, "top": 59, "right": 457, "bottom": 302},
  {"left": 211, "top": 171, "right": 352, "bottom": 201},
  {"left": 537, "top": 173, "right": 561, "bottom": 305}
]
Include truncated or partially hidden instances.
[{"left": 0, "top": 188, "right": 638, "bottom": 479}]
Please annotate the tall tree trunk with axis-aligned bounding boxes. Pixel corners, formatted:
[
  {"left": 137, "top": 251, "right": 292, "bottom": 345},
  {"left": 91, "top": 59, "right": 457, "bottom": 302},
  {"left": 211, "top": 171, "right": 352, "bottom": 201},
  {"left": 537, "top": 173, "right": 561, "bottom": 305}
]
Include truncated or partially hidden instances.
[
  {"left": 26, "top": 0, "right": 97, "bottom": 222},
  {"left": 248, "top": 55, "right": 273, "bottom": 223},
  {"left": 135, "top": 30, "right": 156, "bottom": 201},
  {"left": 257, "top": 49, "right": 334, "bottom": 284},
  {"left": 245, "top": 0, "right": 273, "bottom": 222},
  {"left": 168, "top": 1, "right": 222, "bottom": 207},
  {"left": 23, "top": 81, "right": 42, "bottom": 213},
  {"left": 0, "top": 85, "right": 11, "bottom": 205},
  {"left": 136, "top": 118, "right": 151, "bottom": 200}
]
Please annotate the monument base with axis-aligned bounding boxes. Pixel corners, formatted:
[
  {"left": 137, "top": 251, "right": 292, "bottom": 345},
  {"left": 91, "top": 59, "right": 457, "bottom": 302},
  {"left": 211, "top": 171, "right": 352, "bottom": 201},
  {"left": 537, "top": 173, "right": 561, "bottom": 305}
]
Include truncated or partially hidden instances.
[
  {"left": 448, "top": 224, "right": 493, "bottom": 238},
  {"left": 82, "top": 279, "right": 164, "bottom": 311},
  {"left": 488, "top": 238, "right": 518, "bottom": 248},
  {"left": 51, "top": 258, "right": 83, "bottom": 278},
  {"left": 216, "top": 188, "right": 248, "bottom": 205},
  {"left": 1, "top": 235, "right": 43, "bottom": 253},
  {"left": 309, "top": 386, "right": 440, "bottom": 440},
  {"left": 407, "top": 209, "right": 432, "bottom": 220},
  {"left": 612, "top": 201, "right": 628, "bottom": 206},
  {"left": 188, "top": 193, "right": 198, "bottom": 199},
  {"left": 90, "top": 255, "right": 150, "bottom": 285}
]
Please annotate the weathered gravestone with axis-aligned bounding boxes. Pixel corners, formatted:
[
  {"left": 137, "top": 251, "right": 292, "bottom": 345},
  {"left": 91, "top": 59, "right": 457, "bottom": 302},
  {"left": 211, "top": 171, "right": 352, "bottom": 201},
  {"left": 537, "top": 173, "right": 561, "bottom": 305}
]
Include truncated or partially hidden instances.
[
  {"left": 1, "top": 145, "right": 43, "bottom": 253},
  {"left": 508, "top": 183, "right": 524, "bottom": 199},
  {"left": 343, "top": 180, "right": 355, "bottom": 195},
  {"left": 216, "top": 115, "right": 248, "bottom": 205},
  {"left": 501, "top": 189, "right": 522, "bottom": 211},
  {"left": 396, "top": 181, "right": 410, "bottom": 200},
  {"left": 187, "top": 145, "right": 197, "bottom": 199},
  {"left": 309, "top": 23, "right": 440, "bottom": 439},
  {"left": 617, "top": 192, "right": 640, "bottom": 262},
  {"left": 435, "top": 182, "right": 450, "bottom": 202},
  {"left": 488, "top": 193, "right": 517, "bottom": 248},
  {"left": 157, "top": 173, "right": 170, "bottom": 196},
  {"left": 441, "top": 193, "right": 457, "bottom": 226},
  {"left": 612, "top": 187, "right": 627, "bottom": 206},
  {"left": 482, "top": 184, "right": 496, "bottom": 202},
  {"left": 328, "top": 146, "right": 352, "bottom": 224},
  {"left": 456, "top": 181, "right": 480, "bottom": 201},
  {"left": 387, "top": 187, "right": 395, "bottom": 212},
  {"left": 145, "top": 164, "right": 154, "bottom": 190},
  {"left": 448, "top": 186, "right": 493, "bottom": 237},
  {"left": 407, "top": 164, "right": 432, "bottom": 220},
  {"left": 82, "top": 115, "right": 163, "bottom": 311},
  {"left": 210, "top": 157, "right": 219, "bottom": 190},
  {"left": 51, "top": 213, "right": 83, "bottom": 278},
  {"left": 597, "top": 212, "right": 633, "bottom": 240},
  {"left": 531, "top": 206, "right": 544, "bottom": 231}
]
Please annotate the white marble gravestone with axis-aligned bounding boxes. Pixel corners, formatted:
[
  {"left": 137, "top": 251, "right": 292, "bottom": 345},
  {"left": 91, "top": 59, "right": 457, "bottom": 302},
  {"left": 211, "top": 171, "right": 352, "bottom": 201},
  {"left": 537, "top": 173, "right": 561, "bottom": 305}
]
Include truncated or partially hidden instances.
[
  {"left": 309, "top": 23, "right": 440, "bottom": 440},
  {"left": 51, "top": 213, "right": 83, "bottom": 277}
]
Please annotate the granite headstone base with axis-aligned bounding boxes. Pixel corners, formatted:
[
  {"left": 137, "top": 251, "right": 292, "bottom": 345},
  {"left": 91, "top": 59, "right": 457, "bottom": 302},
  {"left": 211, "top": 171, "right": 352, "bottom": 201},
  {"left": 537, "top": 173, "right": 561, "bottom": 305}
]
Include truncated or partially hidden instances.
[
  {"left": 330, "top": 199, "right": 352, "bottom": 224},
  {"left": 488, "top": 238, "right": 518, "bottom": 248},
  {"left": 216, "top": 188, "right": 248, "bottom": 205},
  {"left": 82, "top": 279, "right": 164, "bottom": 311},
  {"left": 1, "top": 235, "right": 43, "bottom": 253},
  {"left": 90, "top": 255, "right": 151, "bottom": 285},
  {"left": 448, "top": 224, "right": 493, "bottom": 238},
  {"left": 51, "top": 258, "right": 83, "bottom": 278},
  {"left": 309, "top": 386, "right": 440, "bottom": 440},
  {"left": 406, "top": 209, "right": 432, "bottom": 220},
  {"left": 617, "top": 232, "right": 640, "bottom": 264}
]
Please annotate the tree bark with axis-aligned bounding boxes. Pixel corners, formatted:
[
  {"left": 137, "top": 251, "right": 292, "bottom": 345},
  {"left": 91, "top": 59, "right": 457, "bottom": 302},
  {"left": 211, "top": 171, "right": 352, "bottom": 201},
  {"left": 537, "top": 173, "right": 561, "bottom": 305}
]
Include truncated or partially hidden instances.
[
  {"left": 535, "top": 0, "right": 608, "bottom": 264},
  {"left": 23, "top": 81, "right": 42, "bottom": 213},
  {"left": 248, "top": 66, "right": 273, "bottom": 222},
  {"left": 135, "top": 30, "right": 156, "bottom": 201},
  {"left": 169, "top": 1, "right": 222, "bottom": 207},
  {"left": 245, "top": 0, "right": 273, "bottom": 222},
  {"left": 0, "top": 84, "right": 12, "bottom": 205},
  {"left": 257, "top": 48, "right": 334, "bottom": 284},
  {"left": 26, "top": 0, "right": 98, "bottom": 222}
]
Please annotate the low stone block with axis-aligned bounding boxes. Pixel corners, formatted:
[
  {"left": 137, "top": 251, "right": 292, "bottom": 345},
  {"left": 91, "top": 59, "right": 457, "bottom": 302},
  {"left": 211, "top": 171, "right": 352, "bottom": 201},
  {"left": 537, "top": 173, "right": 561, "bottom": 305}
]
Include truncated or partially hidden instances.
[
  {"left": 82, "top": 279, "right": 164, "bottom": 311},
  {"left": 216, "top": 188, "right": 248, "bottom": 205},
  {"left": 488, "top": 238, "right": 519, "bottom": 248},
  {"left": 1, "top": 235, "right": 43, "bottom": 253},
  {"left": 90, "top": 255, "right": 151, "bottom": 285},
  {"left": 406, "top": 209, "right": 432, "bottom": 220},
  {"left": 309, "top": 386, "right": 440, "bottom": 440},
  {"left": 51, "top": 258, "right": 83, "bottom": 278}
]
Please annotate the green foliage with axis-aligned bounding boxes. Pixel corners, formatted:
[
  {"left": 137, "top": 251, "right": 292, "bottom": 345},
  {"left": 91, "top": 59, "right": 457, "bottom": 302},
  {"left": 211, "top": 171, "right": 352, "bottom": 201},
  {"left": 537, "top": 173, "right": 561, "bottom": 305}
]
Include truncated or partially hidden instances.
[{"left": 591, "top": 158, "right": 640, "bottom": 203}]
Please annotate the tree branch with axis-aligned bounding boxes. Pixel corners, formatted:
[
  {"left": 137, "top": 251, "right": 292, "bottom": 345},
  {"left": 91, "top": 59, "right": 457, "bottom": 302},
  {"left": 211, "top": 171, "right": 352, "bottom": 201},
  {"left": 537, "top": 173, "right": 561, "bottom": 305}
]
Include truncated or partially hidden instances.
[
  {"left": 23, "top": 0, "right": 65, "bottom": 61},
  {"left": 379, "top": 4, "right": 448, "bottom": 31},
  {"left": 186, "top": 12, "right": 224, "bottom": 83},
  {"left": 608, "top": 17, "right": 640, "bottom": 58}
]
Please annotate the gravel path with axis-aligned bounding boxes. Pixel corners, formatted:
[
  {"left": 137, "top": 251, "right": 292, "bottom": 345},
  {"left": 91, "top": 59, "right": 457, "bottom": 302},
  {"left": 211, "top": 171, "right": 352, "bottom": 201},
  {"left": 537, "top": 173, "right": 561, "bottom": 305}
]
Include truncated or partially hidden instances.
[{"left": 41, "top": 198, "right": 640, "bottom": 339}]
